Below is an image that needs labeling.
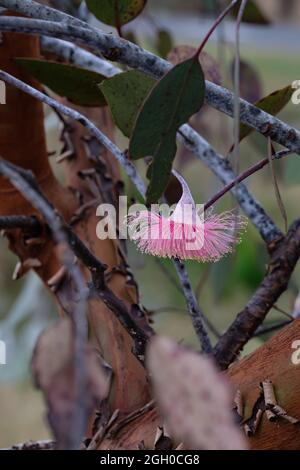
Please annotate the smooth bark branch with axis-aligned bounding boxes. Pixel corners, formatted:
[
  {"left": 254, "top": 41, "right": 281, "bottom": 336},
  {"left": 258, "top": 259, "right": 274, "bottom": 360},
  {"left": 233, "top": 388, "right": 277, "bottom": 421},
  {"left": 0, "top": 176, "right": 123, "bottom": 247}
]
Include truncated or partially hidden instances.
[
  {"left": 179, "top": 126, "right": 282, "bottom": 244},
  {"left": 0, "top": 158, "right": 88, "bottom": 449},
  {"left": 0, "top": 70, "right": 146, "bottom": 197},
  {"left": 0, "top": 11, "right": 298, "bottom": 156},
  {"left": 40, "top": 37, "right": 119, "bottom": 77},
  {"left": 174, "top": 260, "right": 213, "bottom": 353},
  {"left": 39, "top": 38, "right": 280, "bottom": 244},
  {"left": 0, "top": 0, "right": 86, "bottom": 27},
  {"left": 0, "top": 70, "right": 211, "bottom": 353},
  {"left": 0, "top": 158, "right": 153, "bottom": 365},
  {"left": 1, "top": 439, "right": 56, "bottom": 450},
  {"left": 0, "top": 11, "right": 281, "bottom": 242},
  {"left": 204, "top": 149, "right": 291, "bottom": 211},
  {"left": 214, "top": 218, "right": 300, "bottom": 370}
]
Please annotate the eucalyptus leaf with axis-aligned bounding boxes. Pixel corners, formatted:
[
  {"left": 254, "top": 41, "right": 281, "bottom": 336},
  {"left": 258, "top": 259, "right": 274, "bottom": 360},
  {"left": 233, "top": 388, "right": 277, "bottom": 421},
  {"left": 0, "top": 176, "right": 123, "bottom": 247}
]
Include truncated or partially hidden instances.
[
  {"left": 86, "top": 0, "right": 146, "bottom": 26},
  {"left": 100, "top": 70, "right": 155, "bottom": 138},
  {"left": 16, "top": 59, "right": 107, "bottom": 107},
  {"left": 239, "top": 85, "right": 293, "bottom": 143},
  {"left": 130, "top": 57, "right": 205, "bottom": 203}
]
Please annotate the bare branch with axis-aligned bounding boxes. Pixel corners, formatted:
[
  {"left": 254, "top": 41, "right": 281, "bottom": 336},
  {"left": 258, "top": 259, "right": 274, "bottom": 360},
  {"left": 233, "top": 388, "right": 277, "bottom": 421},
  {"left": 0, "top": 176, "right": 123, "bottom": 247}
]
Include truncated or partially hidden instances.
[
  {"left": 1, "top": 439, "right": 56, "bottom": 450},
  {"left": 0, "top": 70, "right": 145, "bottom": 197},
  {"left": 0, "top": 0, "right": 85, "bottom": 27},
  {"left": 214, "top": 218, "right": 300, "bottom": 370},
  {"left": 0, "top": 158, "right": 88, "bottom": 449},
  {"left": 0, "top": 9, "right": 298, "bottom": 157},
  {"left": 174, "top": 260, "right": 212, "bottom": 353},
  {"left": 0, "top": 214, "right": 41, "bottom": 231},
  {"left": 40, "top": 37, "right": 281, "bottom": 244},
  {"left": 40, "top": 36, "right": 119, "bottom": 77},
  {"left": 254, "top": 320, "right": 291, "bottom": 337},
  {"left": 179, "top": 126, "right": 282, "bottom": 244},
  {"left": 0, "top": 8, "right": 282, "bottom": 242},
  {"left": 204, "top": 149, "right": 291, "bottom": 211},
  {"left": 0, "top": 69, "right": 212, "bottom": 353},
  {"left": 0, "top": 157, "right": 153, "bottom": 365}
]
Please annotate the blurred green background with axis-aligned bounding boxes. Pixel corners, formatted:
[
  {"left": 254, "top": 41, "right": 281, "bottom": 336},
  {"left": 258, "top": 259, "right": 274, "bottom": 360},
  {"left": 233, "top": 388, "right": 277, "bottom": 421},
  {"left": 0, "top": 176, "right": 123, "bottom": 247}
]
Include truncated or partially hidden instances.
[{"left": 1, "top": 0, "right": 300, "bottom": 447}]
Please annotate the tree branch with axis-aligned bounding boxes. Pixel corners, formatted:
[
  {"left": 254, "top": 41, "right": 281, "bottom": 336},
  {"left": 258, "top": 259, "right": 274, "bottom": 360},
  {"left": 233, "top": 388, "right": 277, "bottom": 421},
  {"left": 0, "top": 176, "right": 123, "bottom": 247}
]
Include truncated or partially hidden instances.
[
  {"left": 0, "top": 7, "right": 298, "bottom": 155},
  {"left": 0, "top": 158, "right": 88, "bottom": 449},
  {"left": 179, "top": 126, "right": 282, "bottom": 244},
  {"left": 204, "top": 149, "right": 291, "bottom": 211},
  {"left": 0, "top": 69, "right": 212, "bottom": 353},
  {"left": 0, "top": 158, "right": 153, "bottom": 365},
  {"left": 0, "top": 8, "right": 282, "bottom": 242},
  {"left": 0, "top": 214, "right": 41, "bottom": 231},
  {"left": 1, "top": 439, "right": 56, "bottom": 450},
  {"left": 40, "top": 36, "right": 119, "bottom": 77},
  {"left": 214, "top": 218, "right": 300, "bottom": 370},
  {"left": 40, "top": 38, "right": 281, "bottom": 244}
]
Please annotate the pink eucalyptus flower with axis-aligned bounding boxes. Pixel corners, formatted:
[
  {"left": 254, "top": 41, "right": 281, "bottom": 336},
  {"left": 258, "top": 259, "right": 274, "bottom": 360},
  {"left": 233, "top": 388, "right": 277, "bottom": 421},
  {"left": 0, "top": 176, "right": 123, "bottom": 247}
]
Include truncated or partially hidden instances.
[{"left": 127, "top": 171, "right": 247, "bottom": 262}]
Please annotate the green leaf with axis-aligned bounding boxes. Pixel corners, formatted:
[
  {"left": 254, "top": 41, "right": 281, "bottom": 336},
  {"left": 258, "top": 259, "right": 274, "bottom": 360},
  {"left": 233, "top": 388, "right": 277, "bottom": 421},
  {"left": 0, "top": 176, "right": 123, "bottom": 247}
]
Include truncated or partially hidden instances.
[
  {"left": 129, "top": 57, "right": 205, "bottom": 203},
  {"left": 16, "top": 59, "right": 107, "bottom": 107},
  {"left": 168, "top": 46, "right": 222, "bottom": 85},
  {"left": 239, "top": 85, "right": 293, "bottom": 143},
  {"left": 86, "top": 0, "right": 147, "bottom": 26},
  {"left": 100, "top": 70, "right": 155, "bottom": 138},
  {"left": 156, "top": 29, "right": 173, "bottom": 59},
  {"left": 231, "top": 0, "right": 270, "bottom": 25}
]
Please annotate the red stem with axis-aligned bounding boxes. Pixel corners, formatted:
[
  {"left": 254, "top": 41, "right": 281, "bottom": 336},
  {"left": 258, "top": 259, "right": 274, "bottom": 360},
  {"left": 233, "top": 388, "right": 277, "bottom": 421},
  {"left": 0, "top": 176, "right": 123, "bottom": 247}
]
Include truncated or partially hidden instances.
[
  {"left": 204, "top": 150, "right": 291, "bottom": 211},
  {"left": 195, "top": 0, "right": 239, "bottom": 58},
  {"left": 114, "top": 0, "right": 123, "bottom": 38}
]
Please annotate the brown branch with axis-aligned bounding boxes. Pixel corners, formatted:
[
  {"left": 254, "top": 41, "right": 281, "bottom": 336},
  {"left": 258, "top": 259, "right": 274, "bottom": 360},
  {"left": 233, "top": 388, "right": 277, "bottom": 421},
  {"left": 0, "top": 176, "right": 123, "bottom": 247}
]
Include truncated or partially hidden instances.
[
  {"left": 0, "top": 158, "right": 154, "bottom": 365},
  {"left": 1, "top": 440, "right": 56, "bottom": 450},
  {"left": 0, "top": 158, "right": 89, "bottom": 449},
  {"left": 205, "top": 149, "right": 291, "bottom": 210},
  {"left": 214, "top": 219, "right": 300, "bottom": 370},
  {"left": 0, "top": 214, "right": 41, "bottom": 231}
]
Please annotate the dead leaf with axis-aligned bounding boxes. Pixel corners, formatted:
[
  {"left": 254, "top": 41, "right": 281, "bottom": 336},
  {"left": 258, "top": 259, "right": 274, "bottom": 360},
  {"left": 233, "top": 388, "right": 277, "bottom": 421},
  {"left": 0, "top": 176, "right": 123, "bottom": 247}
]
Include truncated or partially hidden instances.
[
  {"left": 32, "top": 318, "right": 111, "bottom": 449},
  {"left": 147, "top": 337, "right": 247, "bottom": 450}
]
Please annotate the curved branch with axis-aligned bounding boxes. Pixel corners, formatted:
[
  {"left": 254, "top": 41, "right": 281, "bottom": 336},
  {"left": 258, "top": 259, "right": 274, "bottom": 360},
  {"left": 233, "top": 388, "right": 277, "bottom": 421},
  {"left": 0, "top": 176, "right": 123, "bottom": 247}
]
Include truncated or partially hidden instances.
[
  {"left": 0, "top": 69, "right": 211, "bottom": 353},
  {"left": 41, "top": 38, "right": 280, "bottom": 244},
  {"left": 0, "top": 158, "right": 88, "bottom": 449},
  {"left": 204, "top": 149, "right": 291, "bottom": 210},
  {"left": 0, "top": 8, "right": 283, "bottom": 242},
  {"left": 0, "top": 214, "right": 41, "bottom": 231},
  {"left": 214, "top": 219, "right": 300, "bottom": 370},
  {"left": 39, "top": 35, "right": 282, "bottom": 243},
  {"left": 0, "top": 10, "right": 298, "bottom": 155}
]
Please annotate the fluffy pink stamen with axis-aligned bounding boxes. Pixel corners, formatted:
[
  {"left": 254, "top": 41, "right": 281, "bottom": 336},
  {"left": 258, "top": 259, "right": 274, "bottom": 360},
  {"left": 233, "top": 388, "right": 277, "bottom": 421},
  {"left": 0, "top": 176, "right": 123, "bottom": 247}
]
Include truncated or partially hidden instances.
[
  {"left": 127, "top": 209, "right": 247, "bottom": 262},
  {"left": 127, "top": 170, "right": 247, "bottom": 262}
]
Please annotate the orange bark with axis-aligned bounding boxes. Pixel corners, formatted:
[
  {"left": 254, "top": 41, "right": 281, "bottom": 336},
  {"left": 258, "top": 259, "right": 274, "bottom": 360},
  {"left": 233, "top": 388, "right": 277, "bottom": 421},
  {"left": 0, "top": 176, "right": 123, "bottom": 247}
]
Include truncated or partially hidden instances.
[
  {"left": 96, "top": 319, "right": 300, "bottom": 450},
  {"left": 228, "top": 317, "right": 300, "bottom": 450},
  {"left": 0, "top": 22, "right": 149, "bottom": 418},
  {"left": 2, "top": 17, "right": 299, "bottom": 452}
]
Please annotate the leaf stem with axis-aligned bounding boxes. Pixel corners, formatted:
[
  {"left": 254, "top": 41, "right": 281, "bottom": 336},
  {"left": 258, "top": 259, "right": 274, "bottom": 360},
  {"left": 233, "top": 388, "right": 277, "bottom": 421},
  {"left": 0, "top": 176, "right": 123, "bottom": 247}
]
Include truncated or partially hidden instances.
[
  {"left": 114, "top": 0, "right": 123, "bottom": 38},
  {"left": 195, "top": 0, "right": 239, "bottom": 58},
  {"left": 204, "top": 149, "right": 291, "bottom": 211}
]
